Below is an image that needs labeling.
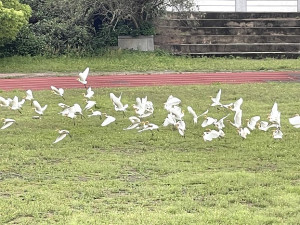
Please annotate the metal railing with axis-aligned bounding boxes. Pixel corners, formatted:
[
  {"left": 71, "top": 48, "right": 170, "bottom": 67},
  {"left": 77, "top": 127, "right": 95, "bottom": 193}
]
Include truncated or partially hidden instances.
[{"left": 167, "top": 0, "right": 300, "bottom": 12}]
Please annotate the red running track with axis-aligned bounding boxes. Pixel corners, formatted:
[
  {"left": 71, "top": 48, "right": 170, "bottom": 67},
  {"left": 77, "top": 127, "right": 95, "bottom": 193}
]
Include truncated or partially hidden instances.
[{"left": 0, "top": 72, "right": 299, "bottom": 91}]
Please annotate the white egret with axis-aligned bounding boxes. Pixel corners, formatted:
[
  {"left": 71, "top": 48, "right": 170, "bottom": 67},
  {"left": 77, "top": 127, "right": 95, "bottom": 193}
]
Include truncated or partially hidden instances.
[
  {"left": 1, "top": 118, "right": 16, "bottom": 130},
  {"left": 203, "top": 129, "right": 224, "bottom": 141},
  {"left": 163, "top": 113, "right": 177, "bottom": 127},
  {"left": 88, "top": 109, "right": 102, "bottom": 119},
  {"left": 51, "top": 86, "right": 65, "bottom": 100},
  {"left": 289, "top": 114, "right": 300, "bottom": 128},
  {"left": 53, "top": 129, "right": 71, "bottom": 144},
  {"left": 238, "top": 127, "right": 250, "bottom": 139},
  {"left": 214, "top": 114, "right": 230, "bottom": 130},
  {"left": 201, "top": 115, "right": 217, "bottom": 128},
  {"left": 83, "top": 87, "right": 94, "bottom": 99},
  {"left": 138, "top": 121, "right": 159, "bottom": 134},
  {"left": 187, "top": 106, "right": 208, "bottom": 124},
  {"left": 10, "top": 96, "right": 22, "bottom": 113},
  {"left": 124, "top": 116, "right": 141, "bottom": 130},
  {"left": 83, "top": 100, "right": 97, "bottom": 111},
  {"left": 168, "top": 105, "right": 184, "bottom": 120},
  {"left": 268, "top": 102, "right": 281, "bottom": 125},
  {"left": 210, "top": 89, "right": 222, "bottom": 106},
  {"left": 258, "top": 121, "right": 279, "bottom": 131},
  {"left": 101, "top": 114, "right": 116, "bottom": 127},
  {"left": 0, "top": 96, "right": 12, "bottom": 107},
  {"left": 229, "top": 110, "right": 242, "bottom": 128},
  {"left": 273, "top": 129, "right": 283, "bottom": 139},
  {"left": 78, "top": 67, "right": 89, "bottom": 88},
  {"left": 32, "top": 100, "right": 48, "bottom": 115},
  {"left": 247, "top": 116, "right": 260, "bottom": 130},
  {"left": 25, "top": 90, "right": 34, "bottom": 105},
  {"left": 231, "top": 98, "right": 243, "bottom": 112},
  {"left": 175, "top": 120, "right": 186, "bottom": 137},
  {"left": 164, "top": 95, "right": 181, "bottom": 110}
]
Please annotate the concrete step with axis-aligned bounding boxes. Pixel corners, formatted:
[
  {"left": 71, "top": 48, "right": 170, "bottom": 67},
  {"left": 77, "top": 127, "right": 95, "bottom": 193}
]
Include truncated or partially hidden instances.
[
  {"left": 164, "top": 12, "right": 300, "bottom": 20},
  {"left": 178, "top": 52, "right": 300, "bottom": 58},
  {"left": 156, "top": 26, "right": 300, "bottom": 35},
  {"left": 154, "top": 35, "right": 300, "bottom": 45},
  {"left": 158, "top": 18, "right": 300, "bottom": 28},
  {"left": 164, "top": 43, "right": 300, "bottom": 54}
]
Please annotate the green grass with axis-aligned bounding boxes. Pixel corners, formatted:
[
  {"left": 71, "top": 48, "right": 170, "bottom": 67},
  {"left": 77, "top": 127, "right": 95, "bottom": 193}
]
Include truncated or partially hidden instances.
[
  {"left": 0, "top": 50, "right": 300, "bottom": 74},
  {"left": 0, "top": 82, "right": 300, "bottom": 224}
]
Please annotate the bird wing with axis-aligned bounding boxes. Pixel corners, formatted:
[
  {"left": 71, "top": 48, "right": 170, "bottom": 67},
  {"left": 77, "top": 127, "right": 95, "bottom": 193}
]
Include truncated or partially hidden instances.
[
  {"left": 234, "top": 110, "right": 242, "bottom": 128},
  {"left": 33, "top": 100, "right": 42, "bottom": 111},
  {"left": 1, "top": 120, "right": 15, "bottom": 130},
  {"left": 187, "top": 106, "right": 197, "bottom": 118},
  {"left": 79, "top": 67, "right": 89, "bottom": 81},
  {"left": 53, "top": 133, "right": 67, "bottom": 144},
  {"left": 289, "top": 115, "right": 300, "bottom": 126},
  {"left": 232, "top": 98, "right": 243, "bottom": 111},
  {"left": 51, "top": 86, "right": 59, "bottom": 93},
  {"left": 101, "top": 116, "right": 116, "bottom": 126}
]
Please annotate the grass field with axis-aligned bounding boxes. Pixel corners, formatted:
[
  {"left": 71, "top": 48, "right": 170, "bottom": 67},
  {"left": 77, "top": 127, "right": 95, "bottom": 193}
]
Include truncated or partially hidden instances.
[
  {"left": 0, "top": 50, "right": 300, "bottom": 74},
  {"left": 0, "top": 82, "right": 300, "bottom": 224}
]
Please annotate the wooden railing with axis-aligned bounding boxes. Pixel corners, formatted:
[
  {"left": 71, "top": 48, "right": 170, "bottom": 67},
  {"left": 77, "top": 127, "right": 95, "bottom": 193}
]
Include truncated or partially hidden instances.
[{"left": 167, "top": 0, "right": 300, "bottom": 12}]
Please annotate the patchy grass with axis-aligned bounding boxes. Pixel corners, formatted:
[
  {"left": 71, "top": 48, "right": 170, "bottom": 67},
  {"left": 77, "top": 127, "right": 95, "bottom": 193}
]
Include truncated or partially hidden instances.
[
  {"left": 0, "top": 50, "right": 300, "bottom": 74},
  {"left": 0, "top": 82, "right": 300, "bottom": 224}
]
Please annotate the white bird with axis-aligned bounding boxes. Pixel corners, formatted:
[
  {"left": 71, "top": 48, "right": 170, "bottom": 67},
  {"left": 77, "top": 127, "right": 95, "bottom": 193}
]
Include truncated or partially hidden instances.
[
  {"left": 88, "top": 109, "right": 102, "bottom": 118},
  {"left": 168, "top": 105, "right": 184, "bottom": 120},
  {"left": 51, "top": 86, "right": 65, "bottom": 100},
  {"left": 231, "top": 98, "right": 243, "bottom": 112},
  {"left": 58, "top": 103, "right": 70, "bottom": 109},
  {"left": 238, "top": 127, "right": 251, "bottom": 139},
  {"left": 83, "top": 87, "right": 94, "bottom": 99},
  {"left": 53, "top": 129, "right": 71, "bottom": 144},
  {"left": 273, "top": 129, "right": 283, "bottom": 139},
  {"left": 101, "top": 114, "right": 116, "bottom": 127},
  {"left": 210, "top": 89, "right": 222, "bottom": 106},
  {"left": 110, "top": 93, "right": 128, "bottom": 114},
  {"left": 138, "top": 121, "right": 159, "bottom": 133},
  {"left": 175, "top": 120, "right": 186, "bottom": 137},
  {"left": 201, "top": 116, "right": 217, "bottom": 128},
  {"left": 214, "top": 114, "right": 230, "bottom": 130},
  {"left": 164, "top": 95, "right": 181, "bottom": 110},
  {"left": 229, "top": 110, "right": 242, "bottom": 128},
  {"left": 289, "top": 114, "right": 300, "bottom": 128},
  {"left": 60, "top": 103, "right": 84, "bottom": 125},
  {"left": 187, "top": 106, "right": 208, "bottom": 124},
  {"left": 78, "top": 67, "right": 89, "bottom": 88},
  {"left": 258, "top": 121, "right": 279, "bottom": 131},
  {"left": 10, "top": 96, "right": 23, "bottom": 113},
  {"left": 1, "top": 118, "right": 16, "bottom": 130},
  {"left": 25, "top": 89, "right": 34, "bottom": 102},
  {"left": 32, "top": 100, "right": 48, "bottom": 115},
  {"left": 84, "top": 100, "right": 97, "bottom": 111},
  {"left": 268, "top": 102, "right": 281, "bottom": 125},
  {"left": 247, "top": 116, "right": 260, "bottom": 130},
  {"left": 0, "top": 96, "right": 12, "bottom": 107},
  {"left": 133, "top": 96, "right": 154, "bottom": 118},
  {"left": 124, "top": 116, "right": 141, "bottom": 130},
  {"left": 203, "top": 129, "right": 224, "bottom": 141},
  {"left": 163, "top": 113, "right": 177, "bottom": 127}
]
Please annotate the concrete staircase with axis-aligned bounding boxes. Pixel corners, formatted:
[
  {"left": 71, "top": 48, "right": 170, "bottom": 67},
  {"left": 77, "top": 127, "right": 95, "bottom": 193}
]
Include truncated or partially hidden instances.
[{"left": 154, "top": 12, "right": 300, "bottom": 57}]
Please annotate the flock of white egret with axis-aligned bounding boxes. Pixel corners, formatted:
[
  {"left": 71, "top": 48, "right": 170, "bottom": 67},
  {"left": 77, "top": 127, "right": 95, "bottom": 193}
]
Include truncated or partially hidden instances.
[{"left": 1, "top": 67, "right": 300, "bottom": 144}]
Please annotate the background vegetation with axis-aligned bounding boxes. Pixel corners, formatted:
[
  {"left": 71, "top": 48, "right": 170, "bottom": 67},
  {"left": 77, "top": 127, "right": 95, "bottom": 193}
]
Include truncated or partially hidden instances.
[{"left": 0, "top": 0, "right": 193, "bottom": 57}]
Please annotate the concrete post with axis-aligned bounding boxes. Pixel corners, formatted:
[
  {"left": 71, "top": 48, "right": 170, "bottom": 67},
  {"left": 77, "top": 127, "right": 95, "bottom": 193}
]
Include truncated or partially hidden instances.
[
  {"left": 298, "top": 0, "right": 300, "bottom": 12},
  {"left": 236, "top": 0, "right": 247, "bottom": 12}
]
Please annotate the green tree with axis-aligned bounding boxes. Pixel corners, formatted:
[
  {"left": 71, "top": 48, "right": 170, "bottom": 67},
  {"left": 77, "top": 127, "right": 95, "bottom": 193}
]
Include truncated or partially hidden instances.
[{"left": 0, "top": 0, "right": 31, "bottom": 46}]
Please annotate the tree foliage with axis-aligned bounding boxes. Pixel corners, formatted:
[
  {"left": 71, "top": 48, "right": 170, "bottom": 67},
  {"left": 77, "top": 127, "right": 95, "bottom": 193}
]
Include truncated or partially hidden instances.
[
  {"left": 1, "top": 0, "right": 192, "bottom": 56},
  {"left": 0, "top": 0, "right": 31, "bottom": 46}
]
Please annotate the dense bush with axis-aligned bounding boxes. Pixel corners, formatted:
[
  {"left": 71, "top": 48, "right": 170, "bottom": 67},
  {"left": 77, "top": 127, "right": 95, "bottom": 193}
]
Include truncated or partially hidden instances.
[{"left": 1, "top": 0, "right": 193, "bottom": 56}]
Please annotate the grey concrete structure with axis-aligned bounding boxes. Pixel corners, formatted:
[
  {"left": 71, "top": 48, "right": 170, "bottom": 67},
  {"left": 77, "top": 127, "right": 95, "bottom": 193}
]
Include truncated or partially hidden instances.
[{"left": 118, "top": 35, "right": 154, "bottom": 51}]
